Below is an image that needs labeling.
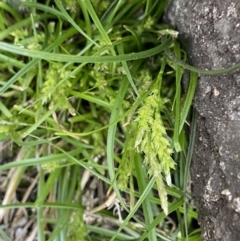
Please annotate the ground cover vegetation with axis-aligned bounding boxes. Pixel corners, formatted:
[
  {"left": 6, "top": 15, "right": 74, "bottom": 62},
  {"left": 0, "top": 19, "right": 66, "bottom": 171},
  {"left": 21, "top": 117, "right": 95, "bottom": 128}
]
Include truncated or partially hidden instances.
[{"left": 0, "top": 0, "right": 199, "bottom": 240}]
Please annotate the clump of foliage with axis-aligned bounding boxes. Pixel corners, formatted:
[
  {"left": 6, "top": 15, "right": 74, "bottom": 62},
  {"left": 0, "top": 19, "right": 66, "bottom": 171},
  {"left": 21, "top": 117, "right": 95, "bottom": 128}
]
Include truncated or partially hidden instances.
[{"left": 0, "top": 0, "right": 199, "bottom": 241}]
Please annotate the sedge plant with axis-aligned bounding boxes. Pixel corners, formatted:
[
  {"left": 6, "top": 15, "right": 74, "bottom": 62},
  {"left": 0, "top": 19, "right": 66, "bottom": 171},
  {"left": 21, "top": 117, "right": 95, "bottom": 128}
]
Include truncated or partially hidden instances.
[{"left": 0, "top": 0, "right": 200, "bottom": 241}]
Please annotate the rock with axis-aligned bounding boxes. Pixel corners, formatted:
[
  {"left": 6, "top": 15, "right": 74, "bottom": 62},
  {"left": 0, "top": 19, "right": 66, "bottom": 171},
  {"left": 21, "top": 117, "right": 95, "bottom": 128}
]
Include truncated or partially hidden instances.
[{"left": 164, "top": 1, "right": 240, "bottom": 240}]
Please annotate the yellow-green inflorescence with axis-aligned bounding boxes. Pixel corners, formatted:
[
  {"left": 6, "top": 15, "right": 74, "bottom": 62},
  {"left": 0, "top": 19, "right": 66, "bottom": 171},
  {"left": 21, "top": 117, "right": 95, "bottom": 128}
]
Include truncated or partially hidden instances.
[
  {"left": 117, "top": 75, "right": 176, "bottom": 214},
  {"left": 134, "top": 88, "right": 175, "bottom": 214},
  {"left": 40, "top": 62, "right": 76, "bottom": 116}
]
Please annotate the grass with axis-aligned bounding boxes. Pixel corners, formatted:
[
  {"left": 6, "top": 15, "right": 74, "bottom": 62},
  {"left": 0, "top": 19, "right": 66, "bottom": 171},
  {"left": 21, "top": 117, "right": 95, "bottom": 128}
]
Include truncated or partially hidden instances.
[{"left": 0, "top": 0, "right": 199, "bottom": 240}]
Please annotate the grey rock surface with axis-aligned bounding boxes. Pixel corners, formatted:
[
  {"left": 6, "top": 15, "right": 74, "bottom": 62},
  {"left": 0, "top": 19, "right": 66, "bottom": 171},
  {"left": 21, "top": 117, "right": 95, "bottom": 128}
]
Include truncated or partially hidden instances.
[{"left": 165, "top": 1, "right": 240, "bottom": 240}]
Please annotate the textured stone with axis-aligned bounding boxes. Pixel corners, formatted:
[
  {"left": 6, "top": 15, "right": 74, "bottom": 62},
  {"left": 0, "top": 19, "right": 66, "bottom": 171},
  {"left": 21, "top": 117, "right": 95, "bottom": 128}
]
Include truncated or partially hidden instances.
[{"left": 165, "top": 1, "right": 240, "bottom": 240}]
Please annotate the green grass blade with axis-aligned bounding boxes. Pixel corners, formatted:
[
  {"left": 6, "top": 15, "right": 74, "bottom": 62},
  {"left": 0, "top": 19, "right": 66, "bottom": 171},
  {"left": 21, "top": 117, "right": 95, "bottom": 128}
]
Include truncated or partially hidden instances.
[
  {"left": 134, "top": 156, "right": 157, "bottom": 241},
  {"left": 34, "top": 168, "right": 62, "bottom": 207},
  {"left": 0, "top": 14, "right": 51, "bottom": 40},
  {"left": 165, "top": 48, "right": 240, "bottom": 75},
  {"left": 22, "top": 104, "right": 59, "bottom": 138},
  {"left": 0, "top": 227, "right": 12, "bottom": 241},
  {"left": 117, "top": 43, "right": 139, "bottom": 97},
  {"left": 183, "top": 108, "right": 197, "bottom": 240},
  {"left": 21, "top": 2, "right": 66, "bottom": 20},
  {"left": 0, "top": 27, "right": 77, "bottom": 94},
  {"left": 87, "top": 225, "right": 137, "bottom": 240},
  {"left": 110, "top": 177, "right": 156, "bottom": 241},
  {"left": 179, "top": 71, "right": 197, "bottom": 133},
  {"left": 83, "top": 0, "right": 112, "bottom": 45},
  {"left": 0, "top": 149, "right": 82, "bottom": 171},
  {"left": 0, "top": 101, "right": 12, "bottom": 118},
  {"left": 173, "top": 41, "right": 183, "bottom": 152},
  {"left": 54, "top": 0, "right": 99, "bottom": 47},
  {"left": 107, "top": 76, "right": 129, "bottom": 200},
  {"left": 37, "top": 168, "right": 45, "bottom": 241},
  {"left": 0, "top": 37, "right": 173, "bottom": 63},
  {"left": 69, "top": 90, "right": 111, "bottom": 110},
  {"left": 101, "top": 0, "right": 124, "bottom": 27},
  {"left": 0, "top": 2, "right": 22, "bottom": 22},
  {"left": 0, "top": 53, "right": 25, "bottom": 68},
  {"left": 139, "top": 198, "right": 184, "bottom": 241}
]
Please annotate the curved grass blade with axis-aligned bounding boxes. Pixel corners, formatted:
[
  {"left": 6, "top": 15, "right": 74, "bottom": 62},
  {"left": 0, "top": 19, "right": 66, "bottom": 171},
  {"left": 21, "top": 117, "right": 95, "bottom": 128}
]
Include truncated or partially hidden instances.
[{"left": 0, "top": 37, "right": 173, "bottom": 63}]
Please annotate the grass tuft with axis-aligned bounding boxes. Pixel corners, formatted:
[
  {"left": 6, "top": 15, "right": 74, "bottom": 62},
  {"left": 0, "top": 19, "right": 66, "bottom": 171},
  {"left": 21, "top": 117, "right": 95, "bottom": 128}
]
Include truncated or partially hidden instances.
[{"left": 0, "top": 0, "right": 200, "bottom": 240}]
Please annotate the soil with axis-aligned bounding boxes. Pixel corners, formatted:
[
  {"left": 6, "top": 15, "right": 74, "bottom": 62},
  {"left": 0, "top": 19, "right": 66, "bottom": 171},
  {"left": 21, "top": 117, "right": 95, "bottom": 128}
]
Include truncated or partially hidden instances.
[{"left": 164, "top": 1, "right": 240, "bottom": 240}]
